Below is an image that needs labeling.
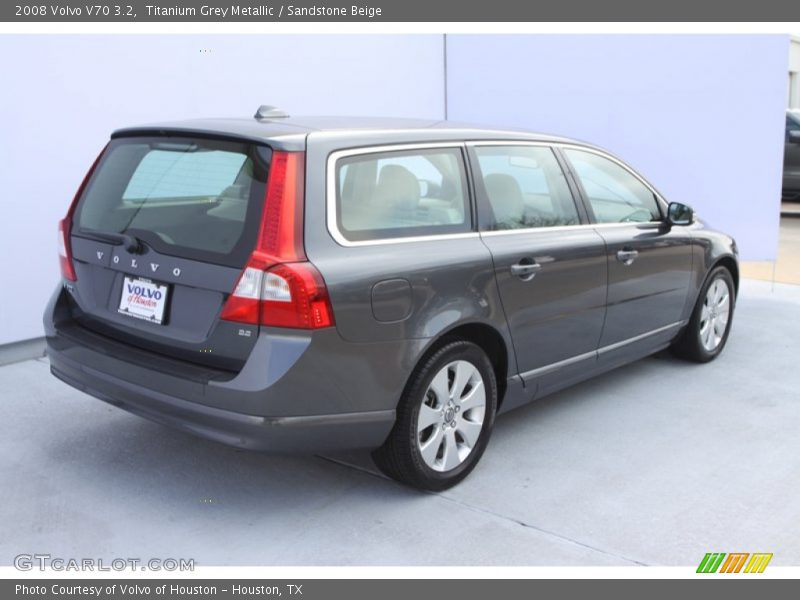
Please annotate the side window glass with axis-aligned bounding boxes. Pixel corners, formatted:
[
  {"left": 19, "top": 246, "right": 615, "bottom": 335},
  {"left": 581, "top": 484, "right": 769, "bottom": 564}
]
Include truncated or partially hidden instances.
[
  {"left": 564, "top": 149, "right": 661, "bottom": 223},
  {"left": 474, "top": 145, "right": 580, "bottom": 230},
  {"left": 788, "top": 115, "right": 800, "bottom": 140},
  {"left": 335, "top": 148, "right": 470, "bottom": 242}
]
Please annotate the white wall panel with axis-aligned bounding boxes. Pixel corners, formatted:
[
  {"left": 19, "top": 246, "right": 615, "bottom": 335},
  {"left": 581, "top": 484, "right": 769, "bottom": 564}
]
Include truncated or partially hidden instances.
[
  {"left": 447, "top": 35, "right": 788, "bottom": 262},
  {"left": 0, "top": 34, "right": 444, "bottom": 344}
]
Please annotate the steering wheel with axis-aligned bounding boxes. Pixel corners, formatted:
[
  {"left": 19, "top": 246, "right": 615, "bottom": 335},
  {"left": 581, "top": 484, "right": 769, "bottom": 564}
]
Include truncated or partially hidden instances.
[{"left": 620, "top": 208, "right": 653, "bottom": 223}]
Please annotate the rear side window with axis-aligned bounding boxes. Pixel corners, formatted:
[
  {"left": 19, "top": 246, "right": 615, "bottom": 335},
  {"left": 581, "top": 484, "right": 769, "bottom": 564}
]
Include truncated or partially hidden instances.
[
  {"left": 563, "top": 149, "right": 661, "bottom": 224},
  {"left": 74, "top": 137, "right": 271, "bottom": 267},
  {"left": 473, "top": 145, "right": 580, "bottom": 230},
  {"left": 334, "top": 147, "right": 471, "bottom": 242}
]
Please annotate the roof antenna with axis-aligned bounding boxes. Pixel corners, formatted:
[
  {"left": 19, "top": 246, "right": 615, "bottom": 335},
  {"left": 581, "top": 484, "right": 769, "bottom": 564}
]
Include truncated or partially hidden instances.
[{"left": 254, "top": 105, "right": 289, "bottom": 120}]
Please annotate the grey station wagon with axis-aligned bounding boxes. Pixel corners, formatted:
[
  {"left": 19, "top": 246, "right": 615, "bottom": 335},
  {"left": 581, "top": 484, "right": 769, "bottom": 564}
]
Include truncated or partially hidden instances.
[
  {"left": 784, "top": 109, "right": 800, "bottom": 201},
  {"left": 45, "top": 107, "right": 738, "bottom": 490}
]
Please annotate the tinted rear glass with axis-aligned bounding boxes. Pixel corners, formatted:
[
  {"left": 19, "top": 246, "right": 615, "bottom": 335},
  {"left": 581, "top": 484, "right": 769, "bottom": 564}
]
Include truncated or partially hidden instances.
[{"left": 74, "top": 136, "right": 271, "bottom": 267}]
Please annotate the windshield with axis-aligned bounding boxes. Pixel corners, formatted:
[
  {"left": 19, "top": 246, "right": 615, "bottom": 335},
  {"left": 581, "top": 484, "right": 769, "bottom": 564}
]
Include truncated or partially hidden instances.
[{"left": 74, "top": 136, "right": 271, "bottom": 267}]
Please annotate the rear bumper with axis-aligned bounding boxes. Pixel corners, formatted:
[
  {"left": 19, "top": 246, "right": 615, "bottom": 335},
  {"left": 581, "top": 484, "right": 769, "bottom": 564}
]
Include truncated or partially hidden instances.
[
  {"left": 45, "top": 287, "right": 397, "bottom": 453},
  {"left": 48, "top": 358, "right": 394, "bottom": 452}
]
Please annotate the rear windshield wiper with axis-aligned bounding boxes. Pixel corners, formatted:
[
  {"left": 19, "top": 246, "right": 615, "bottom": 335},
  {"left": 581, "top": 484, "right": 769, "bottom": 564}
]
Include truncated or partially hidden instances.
[{"left": 76, "top": 229, "right": 143, "bottom": 254}]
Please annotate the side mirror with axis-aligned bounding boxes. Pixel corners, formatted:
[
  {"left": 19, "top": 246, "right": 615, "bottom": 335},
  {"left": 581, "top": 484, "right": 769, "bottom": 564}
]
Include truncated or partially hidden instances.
[
  {"left": 667, "top": 202, "right": 694, "bottom": 226},
  {"left": 789, "top": 130, "right": 800, "bottom": 144}
]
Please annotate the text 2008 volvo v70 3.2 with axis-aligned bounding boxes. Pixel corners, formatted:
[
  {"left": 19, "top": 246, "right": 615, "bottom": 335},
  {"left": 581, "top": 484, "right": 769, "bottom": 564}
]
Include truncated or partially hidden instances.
[{"left": 45, "top": 107, "right": 738, "bottom": 490}]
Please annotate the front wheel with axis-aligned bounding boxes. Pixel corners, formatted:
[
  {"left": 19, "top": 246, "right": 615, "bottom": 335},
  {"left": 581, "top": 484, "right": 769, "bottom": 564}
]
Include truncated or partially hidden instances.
[
  {"left": 671, "top": 266, "right": 736, "bottom": 362},
  {"left": 372, "top": 341, "right": 498, "bottom": 491}
]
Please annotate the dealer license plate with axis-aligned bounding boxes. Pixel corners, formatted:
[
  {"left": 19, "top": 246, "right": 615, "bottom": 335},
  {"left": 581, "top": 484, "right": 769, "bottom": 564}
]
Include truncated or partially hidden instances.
[{"left": 118, "top": 276, "right": 168, "bottom": 324}]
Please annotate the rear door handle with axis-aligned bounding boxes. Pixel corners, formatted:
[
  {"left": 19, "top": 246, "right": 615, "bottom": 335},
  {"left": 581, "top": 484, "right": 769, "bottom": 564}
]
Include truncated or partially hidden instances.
[
  {"left": 510, "top": 261, "right": 542, "bottom": 281},
  {"left": 616, "top": 248, "right": 639, "bottom": 265}
]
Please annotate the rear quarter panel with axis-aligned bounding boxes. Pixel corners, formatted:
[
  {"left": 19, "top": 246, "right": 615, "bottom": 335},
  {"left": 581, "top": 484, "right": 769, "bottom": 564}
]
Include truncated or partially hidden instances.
[{"left": 303, "top": 134, "right": 519, "bottom": 382}]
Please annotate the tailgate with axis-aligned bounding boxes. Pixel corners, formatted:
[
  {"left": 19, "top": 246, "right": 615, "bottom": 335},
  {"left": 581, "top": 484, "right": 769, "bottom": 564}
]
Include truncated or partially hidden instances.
[{"left": 65, "top": 134, "right": 272, "bottom": 371}]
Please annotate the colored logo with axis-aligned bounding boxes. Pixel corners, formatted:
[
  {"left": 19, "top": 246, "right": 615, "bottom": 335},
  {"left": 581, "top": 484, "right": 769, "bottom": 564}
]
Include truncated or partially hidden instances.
[{"left": 697, "top": 552, "right": 773, "bottom": 573}]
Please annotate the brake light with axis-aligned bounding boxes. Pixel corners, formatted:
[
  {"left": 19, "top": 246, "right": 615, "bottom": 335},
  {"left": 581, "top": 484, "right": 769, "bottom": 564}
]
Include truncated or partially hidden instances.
[
  {"left": 221, "top": 262, "right": 334, "bottom": 328},
  {"left": 58, "top": 218, "right": 76, "bottom": 282},
  {"left": 258, "top": 150, "right": 305, "bottom": 261},
  {"left": 58, "top": 144, "right": 107, "bottom": 282},
  {"left": 220, "top": 151, "right": 335, "bottom": 329}
]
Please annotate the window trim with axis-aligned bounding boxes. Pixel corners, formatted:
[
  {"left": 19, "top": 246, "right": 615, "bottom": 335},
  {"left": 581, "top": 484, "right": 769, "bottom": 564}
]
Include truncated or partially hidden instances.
[
  {"left": 325, "top": 140, "right": 670, "bottom": 246},
  {"left": 326, "top": 142, "right": 478, "bottom": 247}
]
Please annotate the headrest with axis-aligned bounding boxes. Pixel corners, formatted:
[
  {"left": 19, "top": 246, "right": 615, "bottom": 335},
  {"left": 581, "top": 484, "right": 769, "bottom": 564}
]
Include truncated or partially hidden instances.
[
  {"left": 484, "top": 173, "right": 524, "bottom": 227},
  {"left": 374, "top": 165, "right": 421, "bottom": 212}
]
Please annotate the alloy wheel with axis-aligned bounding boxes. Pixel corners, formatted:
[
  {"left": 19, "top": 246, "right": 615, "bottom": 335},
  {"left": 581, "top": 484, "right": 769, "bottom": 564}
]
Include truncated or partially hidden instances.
[
  {"left": 416, "top": 360, "right": 486, "bottom": 472},
  {"left": 699, "top": 278, "right": 731, "bottom": 352}
]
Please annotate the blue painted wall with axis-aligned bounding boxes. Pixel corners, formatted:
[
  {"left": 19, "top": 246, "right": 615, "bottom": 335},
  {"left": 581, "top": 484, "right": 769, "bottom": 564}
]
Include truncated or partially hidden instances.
[
  {"left": 447, "top": 34, "right": 788, "bottom": 262},
  {"left": 0, "top": 34, "right": 789, "bottom": 344},
  {"left": 0, "top": 35, "right": 445, "bottom": 344}
]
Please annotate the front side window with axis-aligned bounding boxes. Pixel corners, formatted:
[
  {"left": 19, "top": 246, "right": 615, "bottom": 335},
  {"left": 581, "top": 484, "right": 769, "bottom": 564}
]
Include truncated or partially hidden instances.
[
  {"left": 474, "top": 145, "right": 579, "bottom": 230},
  {"left": 335, "top": 147, "right": 470, "bottom": 242},
  {"left": 563, "top": 149, "right": 661, "bottom": 224}
]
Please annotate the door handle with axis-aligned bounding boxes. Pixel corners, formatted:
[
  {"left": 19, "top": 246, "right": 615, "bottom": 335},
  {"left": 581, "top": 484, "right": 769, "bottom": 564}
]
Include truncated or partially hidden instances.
[
  {"left": 510, "top": 261, "right": 542, "bottom": 281},
  {"left": 616, "top": 248, "right": 639, "bottom": 265}
]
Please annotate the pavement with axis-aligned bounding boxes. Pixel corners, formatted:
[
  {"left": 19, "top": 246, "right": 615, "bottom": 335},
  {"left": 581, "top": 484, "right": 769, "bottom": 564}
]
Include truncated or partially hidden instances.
[
  {"left": 1, "top": 279, "right": 799, "bottom": 567},
  {"left": 741, "top": 213, "right": 800, "bottom": 284}
]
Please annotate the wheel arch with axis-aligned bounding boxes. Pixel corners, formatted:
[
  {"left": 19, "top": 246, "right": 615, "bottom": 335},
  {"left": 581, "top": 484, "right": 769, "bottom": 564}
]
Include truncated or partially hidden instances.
[
  {"left": 711, "top": 255, "right": 739, "bottom": 296},
  {"left": 412, "top": 321, "right": 512, "bottom": 411}
]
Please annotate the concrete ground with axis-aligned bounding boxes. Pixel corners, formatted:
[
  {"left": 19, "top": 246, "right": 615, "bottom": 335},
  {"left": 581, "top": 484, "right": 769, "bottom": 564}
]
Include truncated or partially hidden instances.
[
  {"left": 741, "top": 212, "right": 800, "bottom": 284},
  {"left": 1, "top": 279, "right": 799, "bottom": 567}
]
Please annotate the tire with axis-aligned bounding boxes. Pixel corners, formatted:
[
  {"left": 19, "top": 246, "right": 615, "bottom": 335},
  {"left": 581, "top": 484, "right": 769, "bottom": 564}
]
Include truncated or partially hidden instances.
[
  {"left": 671, "top": 266, "right": 736, "bottom": 363},
  {"left": 372, "top": 340, "right": 498, "bottom": 491}
]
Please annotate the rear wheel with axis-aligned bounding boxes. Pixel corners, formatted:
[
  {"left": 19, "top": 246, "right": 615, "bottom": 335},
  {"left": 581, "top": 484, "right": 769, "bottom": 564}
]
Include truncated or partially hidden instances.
[
  {"left": 671, "top": 266, "right": 735, "bottom": 362},
  {"left": 373, "top": 341, "right": 497, "bottom": 491}
]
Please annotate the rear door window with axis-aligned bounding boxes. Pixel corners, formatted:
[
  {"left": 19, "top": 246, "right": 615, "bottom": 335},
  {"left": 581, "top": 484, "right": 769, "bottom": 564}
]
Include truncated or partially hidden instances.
[
  {"left": 74, "top": 137, "right": 271, "bottom": 267},
  {"left": 334, "top": 147, "right": 471, "bottom": 242},
  {"left": 473, "top": 145, "right": 580, "bottom": 230}
]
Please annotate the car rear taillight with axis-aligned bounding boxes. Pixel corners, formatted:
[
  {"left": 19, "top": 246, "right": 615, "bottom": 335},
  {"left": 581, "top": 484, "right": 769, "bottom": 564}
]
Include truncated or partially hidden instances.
[
  {"left": 58, "top": 218, "right": 77, "bottom": 281},
  {"left": 221, "top": 261, "right": 334, "bottom": 328},
  {"left": 220, "top": 151, "right": 335, "bottom": 329},
  {"left": 58, "top": 145, "right": 107, "bottom": 282}
]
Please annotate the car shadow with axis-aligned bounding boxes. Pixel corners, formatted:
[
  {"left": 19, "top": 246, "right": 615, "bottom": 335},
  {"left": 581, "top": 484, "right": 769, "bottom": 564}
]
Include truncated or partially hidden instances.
[
  {"left": 40, "top": 350, "right": 689, "bottom": 509},
  {"left": 41, "top": 402, "right": 423, "bottom": 521}
]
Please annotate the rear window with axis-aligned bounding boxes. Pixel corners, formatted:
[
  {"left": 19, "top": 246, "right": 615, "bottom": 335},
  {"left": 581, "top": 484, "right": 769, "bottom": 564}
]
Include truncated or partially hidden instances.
[
  {"left": 334, "top": 147, "right": 471, "bottom": 242},
  {"left": 74, "top": 136, "right": 271, "bottom": 267}
]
